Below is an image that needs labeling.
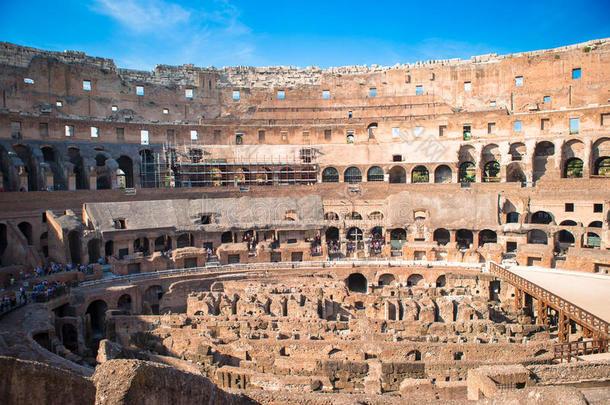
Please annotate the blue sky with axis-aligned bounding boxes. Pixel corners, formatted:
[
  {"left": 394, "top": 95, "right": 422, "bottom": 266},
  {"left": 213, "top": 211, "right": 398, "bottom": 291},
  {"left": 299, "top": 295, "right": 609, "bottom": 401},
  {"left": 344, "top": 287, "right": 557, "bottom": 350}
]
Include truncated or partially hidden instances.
[{"left": 1, "top": 0, "right": 609, "bottom": 70}]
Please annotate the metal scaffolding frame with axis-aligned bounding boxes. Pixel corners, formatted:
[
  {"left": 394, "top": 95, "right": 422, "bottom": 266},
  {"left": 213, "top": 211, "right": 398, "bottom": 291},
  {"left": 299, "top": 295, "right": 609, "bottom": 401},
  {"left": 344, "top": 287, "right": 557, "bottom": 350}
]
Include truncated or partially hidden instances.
[{"left": 139, "top": 141, "right": 318, "bottom": 188}]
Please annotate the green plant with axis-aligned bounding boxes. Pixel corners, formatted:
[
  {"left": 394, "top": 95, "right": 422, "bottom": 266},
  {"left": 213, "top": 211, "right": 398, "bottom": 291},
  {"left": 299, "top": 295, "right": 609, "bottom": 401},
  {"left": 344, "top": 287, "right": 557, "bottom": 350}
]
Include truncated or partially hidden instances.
[{"left": 583, "top": 46, "right": 591, "bottom": 53}]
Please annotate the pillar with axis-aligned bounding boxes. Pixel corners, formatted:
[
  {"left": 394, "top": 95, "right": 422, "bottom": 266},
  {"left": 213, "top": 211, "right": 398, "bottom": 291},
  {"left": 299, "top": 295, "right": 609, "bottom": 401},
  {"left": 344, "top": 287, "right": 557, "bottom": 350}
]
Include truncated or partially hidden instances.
[{"left": 558, "top": 311, "right": 570, "bottom": 343}]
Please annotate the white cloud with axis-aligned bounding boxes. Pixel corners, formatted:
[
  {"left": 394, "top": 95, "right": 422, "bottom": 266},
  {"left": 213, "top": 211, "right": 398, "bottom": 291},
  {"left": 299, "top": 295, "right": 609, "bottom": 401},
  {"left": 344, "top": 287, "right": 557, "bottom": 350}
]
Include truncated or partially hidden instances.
[
  {"left": 93, "top": 0, "right": 191, "bottom": 33},
  {"left": 91, "top": 0, "right": 259, "bottom": 69}
]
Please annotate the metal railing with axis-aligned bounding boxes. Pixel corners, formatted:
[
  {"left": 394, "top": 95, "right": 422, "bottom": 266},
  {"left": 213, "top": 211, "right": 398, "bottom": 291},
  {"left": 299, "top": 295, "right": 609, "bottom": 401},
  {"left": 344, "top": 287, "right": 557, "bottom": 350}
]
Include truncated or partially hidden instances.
[
  {"left": 489, "top": 261, "right": 610, "bottom": 339},
  {"left": 78, "top": 259, "right": 484, "bottom": 289}
]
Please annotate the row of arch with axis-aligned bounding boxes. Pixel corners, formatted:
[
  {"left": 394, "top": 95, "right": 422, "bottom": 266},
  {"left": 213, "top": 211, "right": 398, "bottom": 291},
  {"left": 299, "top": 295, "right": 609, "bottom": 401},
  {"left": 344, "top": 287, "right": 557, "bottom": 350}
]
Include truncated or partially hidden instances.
[{"left": 346, "top": 272, "right": 445, "bottom": 293}]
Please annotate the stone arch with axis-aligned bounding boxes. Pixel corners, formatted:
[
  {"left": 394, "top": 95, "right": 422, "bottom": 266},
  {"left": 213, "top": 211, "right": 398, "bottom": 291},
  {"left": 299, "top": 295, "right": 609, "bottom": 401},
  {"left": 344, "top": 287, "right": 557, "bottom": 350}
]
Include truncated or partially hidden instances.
[
  {"left": 368, "top": 211, "right": 384, "bottom": 220},
  {"left": 68, "top": 147, "right": 87, "bottom": 190},
  {"left": 389, "top": 166, "right": 406, "bottom": 183},
  {"left": 346, "top": 227, "right": 363, "bottom": 241},
  {"left": 478, "top": 229, "right": 497, "bottom": 246},
  {"left": 533, "top": 140, "right": 555, "bottom": 181},
  {"left": 407, "top": 274, "right": 424, "bottom": 287},
  {"left": 17, "top": 221, "right": 33, "bottom": 245},
  {"left": 345, "top": 211, "right": 362, "bottom": 220},
  {"left": 117, "top": 294, "right": 132, "bottom": 313},
  {"left": 593, "top": 157, "right": 610, "bottom": 176},
  {"left": 367, "top": 166, "right": 384, "bottom": 182},
  {"left": 411, "top": 165, "right": 429, "bottom": 183},
  {"left": 324, "top": 212, "right": 339, "bottom": 221},
  {"left": 12, "top": 143, "right": 39, "bottom": 191},
  {"left": 563, "top": 157, "right": 584, "bottom": 178},
  {"left": 509, "top": 142, "right": 526, "bottom": 161},
  {"left": 483, "top": 161, "right": 500, "bottom": 182},
  {"left": 321, "top": 167, "right": 339, "bottom": 182},
  {"left": 458, "top": 162, "right": 476, "bottom": 183},
  {"left": 154, "top": 235, "right": 171, "bottom": 251},
  {"left": 86, "top": 299, "right": 108, "bottom": 340},
  {"left": 41, "top": 145, "right": 63, "bottom": 189},
  {"left": 177, "top": 233, "right": 194, "bottom": 248},
  {"left": 528, "top": 229, "right": 548, "bottom": 245},
  {"left": 0, "top": 223, "right": 8, "bottom": 259},
  {"left": 458, "top": 145, "right": 477, "bottom": 164},
  {"left": 588, "top": 221, "right": 602, "bottom": 228},
  {"left": 0, "top": 145, "right": 13, "bottom": 191},
  {"left": 68, "top": 230, "right": 81, "bottom": 264},
  {"left": 506, "top": 212, "right": 520, "bottom": 223},
  {"left": 104, "top": 240, "right": 114, "bottom": 258},
  {"left": 584, "top": 232, "right": 601, "bottom": 248},
  {"left": 325, "top": 226, "right": 339, "bottom": 241},
  {"left": 390, "top": 228, "right": 406, "bottom": 250},
  {"left": 434, "top": 165, "right": 452, "bottom": 184},
  {"left": 133, "top": 237, "right": 150, "bottom": 255},
  {"left": 530, "top": 211, "right": 554, "bottom": 224},
  {"left": 143, "top": 285, "right": 164, "bottom": 315},
  {"left": 555, "top": 230, "right": 575, "bottom": 245},
  {"left": 436, "top": 275, "right": 447, "bottom": 287},
  {"left": 560, "top": 220, "right": 577, "bottom": 226},
  {"left": 456, "top": 229, "right": 473, "bottom": 249},
  {"left": 344, "top": 166, "right": 362, "bottom": 184},
  {"left": 378, "top": 273, "right": 396, "bottom": 286},
  {"left": 87, "top": 238, "right": 100, "bottom": 264},
  {"left": 433, "top": 228, "right": 450, "bottom": 245},
  {"left": 117, "top": 155, "right": 134, "bottom": 188},
  {"left": 506, "top": 162, "right": 526, "bottom": 183},
  {"left": 346, "top": 273, "right": 367, "bottom": 293},
  {"left": 406, "top": 350, "right": 422, "bottom": 361}
]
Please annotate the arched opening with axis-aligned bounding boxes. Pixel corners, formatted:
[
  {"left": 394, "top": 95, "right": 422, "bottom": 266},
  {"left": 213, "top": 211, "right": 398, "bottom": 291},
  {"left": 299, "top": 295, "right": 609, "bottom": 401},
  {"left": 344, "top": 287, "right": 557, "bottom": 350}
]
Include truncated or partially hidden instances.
[
  {"left": 176, "top": 233, "right": 194, "bottom": 248},
  {"left": 506, "top": 212, "right": 520, "bottom": 223},
  {"left": 584, "top": 232, "right": 601, "bottom": 248},
  {"left": 594, "top": 157, "right": 610, "bottom": 177},
  {"left": 13, "top": 144, "right": 39, "bottom": 191},
  {"left": 68, "top": 147, "right": 87, "bottom": 190},
  {"left": 17, "top": 221, "right": 33, "bottom": 245},
  {"left": 368, "top": 211, "right": 384, "bottom": 220},
  {"left": 86, "top": 299, "right": 108, "bottom": 342},
  {"left": 68, "top": 230, "right": 81, "bottom": 264},
  {"left": 507, "top": 162, "right": 526, "bottom": 183},
  {"left": 389, "top": 166, "right": 406, "bottom": 183},
  {"left": 104, "top": 240, "right": 113, "bottom": 258},
  {"left": 534, "top": 141, "right": 555, "bottom": 182},
  {"left": 117, "top": 294, "right": 132, "bottom": 313},
  {"left": 434, "top": 165, "right": 452, "bottom": 184},
  {"left": 456, "top": 229, "right": 473, "bottom": 249},
  {"left": 564, "top": 158, "right": 584, "bottom": 178},
  {"left": 279, "top": 167, "right": 295, "bottom": 185},
  {"left": 556, "top": 230, "right": 575, "bottom": 245},
  {"left": 390, "top": 228, "right": 406, "bottom": 250},
  {"left": 346, "top": 227, "right": 363, "bottom": 252},
  {"left": 411, "top": 165, "right": 429, "bottom": 183},
  {"left": 407, "top": 274, "right": 424, "bottom": 287},
  {"left": 346, "top": 273, "right": 367, "bottom": 293},
  {"left": 154, "top": 235, "right": 171, "bottom": 251},
  {"left": 406, "top": 350, "right": 422, "bottom": 361},
  {"left": 143, "top": 285, "right": 164, "bottom": 315},
  {"left": 367, "top": 166, "right": 384, "bottom": 182},
  {"left": 41, "top": 146, "right": 63, "bottom": 189},
  {"left": 61, "top": 324, "right": 78, "bottom": 352},
  {"left": 321, "top": 167, "right": 339, "bottom": 182},
  {"left": 378, "top": 273, "right": 395, "bottom": 286},
  {"left": 345, "top": 211, "right": 362, "bottom": 220},
  {"left": 367, "top": 122, "right": 378, "bottom": 138},
  {"left": 325, "top": 226, "right": 339, "bottom": 241},
  {"left": 588, "top": 221, "right": 602, "bottom": 228},
  {"left": 483, "top": 161, "right": 500, "bottom": 182},
  {"left": 344, "top": 166, "right": 362, "bottom": 184},
  {"left": 527, "top": 229, "right": 548, "bottom": 245},
  {"left": 560, "top": 220, "right": 577, "bottom": 226},
  {"left": 509, "top": 142, "right": 526, "bottom": 161},
  {"left": 436, "top": 275, "right": 447, "bottom": 288},
  {"left": 458, "top": 162, "right": 476, "bottom": 183},
  {"left": 478, "top": 229, "right": 497, "bottom": 246},
  {"left": 117, "top": 156, "right": 134, "bottom": 188},
  {"left": 133, "top": 237, "right": 150, "bottom": 255},
  {"left": 87, "top": 239, "right": 100, "bottom": 264},
  {"left": 530, "top": 211, "right": 553, "bottom": 224},
  {"left": 433, "top": 228, "right": 450, "bottom": 246},
  {"left": 221, "top": 231, "right": 233, "bottom": 244},
  {"left": 324, "top": 212, "right": 339, "bottom": 221}
]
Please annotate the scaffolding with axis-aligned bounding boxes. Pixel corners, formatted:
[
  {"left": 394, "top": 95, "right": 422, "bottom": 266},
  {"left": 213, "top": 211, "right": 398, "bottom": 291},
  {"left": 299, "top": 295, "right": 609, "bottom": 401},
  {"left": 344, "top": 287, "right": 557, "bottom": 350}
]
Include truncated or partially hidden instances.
[{"left": 139, "top": 141, "right": 318, "bottom": 189}]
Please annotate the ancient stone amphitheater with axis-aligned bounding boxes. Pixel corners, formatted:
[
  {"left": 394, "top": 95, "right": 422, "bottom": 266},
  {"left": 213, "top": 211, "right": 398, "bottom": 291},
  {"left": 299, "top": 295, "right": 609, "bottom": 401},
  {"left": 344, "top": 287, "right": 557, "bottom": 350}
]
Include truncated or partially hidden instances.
[{"left": 0, "top": 39, "right": 609, "bottom": 404}]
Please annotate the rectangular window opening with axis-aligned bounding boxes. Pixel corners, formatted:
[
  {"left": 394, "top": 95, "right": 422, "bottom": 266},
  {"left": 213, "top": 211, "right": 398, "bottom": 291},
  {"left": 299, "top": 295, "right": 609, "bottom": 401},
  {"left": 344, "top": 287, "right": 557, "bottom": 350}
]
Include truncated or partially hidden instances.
[
  {"left": 602, "top": 113, "right": 610, "bottom": 126},
  {"left": 140, "top": 130, "right": 149, "bottom": 145},
  {"left": 322, "top": 90, "right": 330, "bottom": 99},
  {"left": 277, "top": 90, "right": 285, "bottom": 100},
  {"left": 439, "top": 125, "right": 446, "bottom": 137},
  {"left": 393, "top": 155, "right": 402, "bottom": 162},
  {"left": 136, "top": 85, "right": 144, "bottom": 96},
  {"left": 541, "top": 118, "right": 550, "bottom": 131},
  {"left": 369, "top": 88, "right": 377, "bottom": 97},
  {"left": 258, "top": 130, "right": 265, "bottom": 142},
  {"left": 111, "top": 105, "right": 118, "bottom": 112},
  {"left": 190, "top": 130, "right": 198, "bottom": 141},
  {"left": 163, "top": 108, "right": 169, "bottom": 115},
  {"left": 185, "top": 88, "right": 194, "bottom": 99},
  {"left": 515, "top": 76, "right": 523, "bottom": 87},
  {"left": 572, "top": 68, "right": 581, "bottom": 80},
  {"left": 488, "top": 122, "right": 496, "bottom": 134},
  {"left": 83, "top": 80, "right": 91, "bottom": 91},
  {"left": 324, "top": 129, "right": 331, "bottom": 140},
  {"left": 232, "top": 90, "right": 240, "bottom": 100},
  {"left": 116, "top": 127, "right": 124, "bottom": 140},
  {"left": 569, "top": 118, "right": 579, "bottom": 134},
  {"left": 543, "top": 96, "right": 551, "bottom": 103},
  {"left": 65, "top": 125, "right": 74, "bottom": 137},
  {"left": 464, "top": 81, "right": 471, "bottom": 91},
  {"left": 90, "top": 126, "right": 99, "bottom": 138},
  {"left": 593, "top": 203, "right": 603, "bottom": 213},
  {"left": 392, "top": 127, "right": 400, "bottom": 139},
  {"left": 235, "top": 132, "right": 244, "bottom": 145},
  {"left": 463, "top": 125, "right": 472, "bottom": 140},
  {"left": 514, "top": 120, "right": 523, "bottom": 132},
  {"left": 39, "top": 122, "right": 48, "bottom": 138},
  {"left": 565, "top": 203, "right": 574, "bottom": 212},
  {"left": 11, "top": 122, "right": 21, "bottom": 139},
  {"left": 415, "top": 85, "right": 423, "bottom": 95},
  {"left": 167, "top": 129, "right": 175, "bottom": 142}
]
